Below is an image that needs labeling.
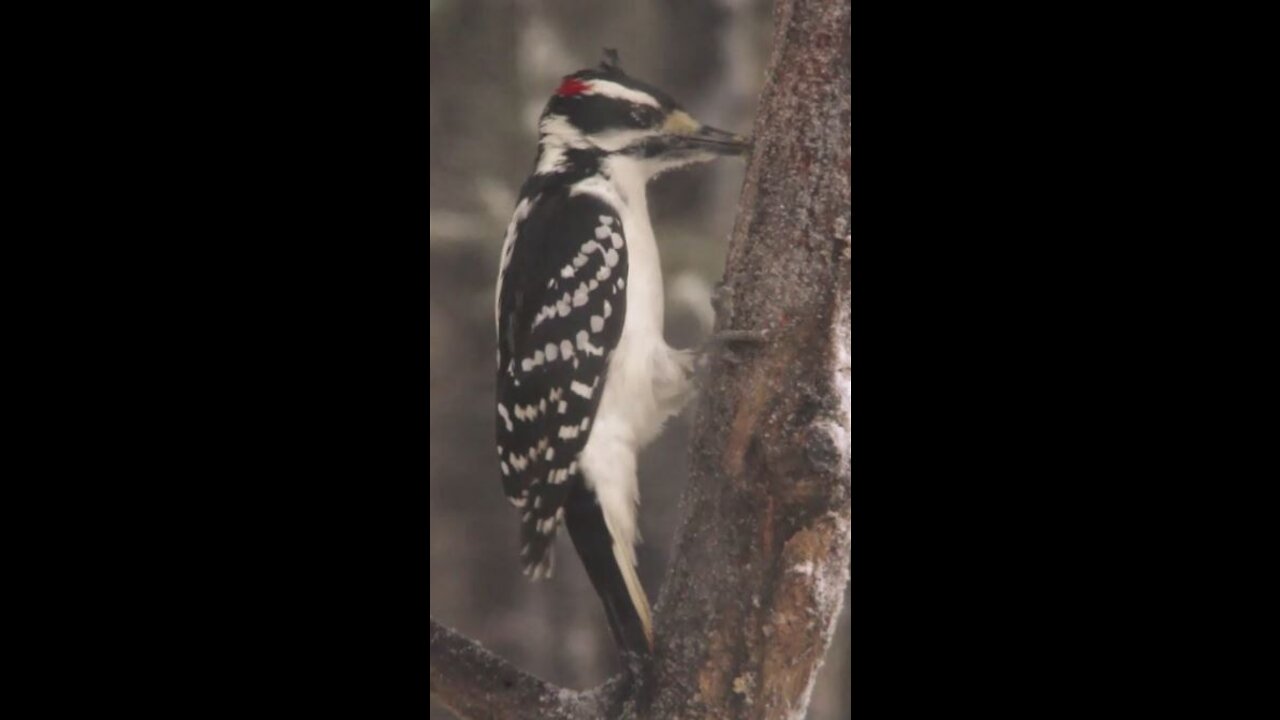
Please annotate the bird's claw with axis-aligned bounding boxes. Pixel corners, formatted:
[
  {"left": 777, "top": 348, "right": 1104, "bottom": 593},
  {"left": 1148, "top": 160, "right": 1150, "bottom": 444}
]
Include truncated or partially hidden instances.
[{"left": 711, "top": 328, "right": 770, "bottom": 344}]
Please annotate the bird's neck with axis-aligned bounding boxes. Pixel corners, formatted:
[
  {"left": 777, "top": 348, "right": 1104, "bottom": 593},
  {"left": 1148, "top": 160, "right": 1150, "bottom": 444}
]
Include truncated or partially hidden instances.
[
  {"left": 534, "top": 141, "right": 653, "bottom": 207},
  {"left": 601, "top": 155, "right": 651, "bottom": 214}
]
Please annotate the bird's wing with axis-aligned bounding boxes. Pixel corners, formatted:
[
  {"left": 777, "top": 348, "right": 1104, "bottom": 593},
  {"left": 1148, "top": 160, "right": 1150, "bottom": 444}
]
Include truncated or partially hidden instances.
[{"left": 495, "top": 190, "right": 628, "bottom": 578}]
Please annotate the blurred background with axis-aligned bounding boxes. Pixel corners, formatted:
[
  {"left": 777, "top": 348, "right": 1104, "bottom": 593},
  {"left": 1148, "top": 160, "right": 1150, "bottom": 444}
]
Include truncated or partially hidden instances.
[{"left": 429, "top": 1, "right": 850, "bottom": 717}]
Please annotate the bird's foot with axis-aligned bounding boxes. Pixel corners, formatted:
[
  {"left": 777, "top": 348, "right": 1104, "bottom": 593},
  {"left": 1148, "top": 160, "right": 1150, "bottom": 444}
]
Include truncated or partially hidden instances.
[
  {"left": 711, "top": 328, "right": 770, "bottom": 345},
  {"left": 690, "top": 328, "right": 771, "bottom": 377}
]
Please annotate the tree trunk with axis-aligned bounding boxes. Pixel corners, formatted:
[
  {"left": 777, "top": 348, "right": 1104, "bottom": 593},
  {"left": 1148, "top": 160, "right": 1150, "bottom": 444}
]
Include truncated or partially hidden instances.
[
  {"left": 640, "top": 0, "right": 851, "bottom": 716},
  {"left": 430, "top": 0, "right": 851, "bottom": 716}
]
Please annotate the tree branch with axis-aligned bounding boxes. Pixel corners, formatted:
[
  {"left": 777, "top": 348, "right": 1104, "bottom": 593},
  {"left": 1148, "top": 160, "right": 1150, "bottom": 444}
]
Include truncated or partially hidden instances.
[{"left": 430, "top": 618, "right": 624, "bottom": 719}]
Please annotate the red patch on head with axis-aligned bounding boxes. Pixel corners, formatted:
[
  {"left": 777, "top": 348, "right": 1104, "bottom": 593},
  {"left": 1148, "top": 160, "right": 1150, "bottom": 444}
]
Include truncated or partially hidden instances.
[{"left": 556, "top": 77, "right": 591, "bottom": 97}]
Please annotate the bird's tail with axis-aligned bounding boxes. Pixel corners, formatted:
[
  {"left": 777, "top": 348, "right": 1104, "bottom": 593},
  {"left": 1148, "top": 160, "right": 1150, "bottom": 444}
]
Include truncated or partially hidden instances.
[{"left": 565, "top": 479, "right": 653, "bottom": 656}]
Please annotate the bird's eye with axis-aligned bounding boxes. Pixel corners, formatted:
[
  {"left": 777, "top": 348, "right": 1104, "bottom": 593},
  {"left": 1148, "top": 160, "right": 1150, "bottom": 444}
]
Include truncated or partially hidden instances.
[{"left": 629, "top": 108, "right": 661, "bottom": 128}]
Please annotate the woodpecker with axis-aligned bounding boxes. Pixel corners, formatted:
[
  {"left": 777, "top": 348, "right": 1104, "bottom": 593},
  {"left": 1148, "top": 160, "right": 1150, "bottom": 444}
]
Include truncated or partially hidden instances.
[{"left": 494, "top": 50, "right": 749, "bottom": 657}]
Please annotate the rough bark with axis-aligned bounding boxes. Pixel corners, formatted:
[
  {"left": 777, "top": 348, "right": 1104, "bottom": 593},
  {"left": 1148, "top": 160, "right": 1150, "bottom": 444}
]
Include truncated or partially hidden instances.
[
  {"left": 642, "top": 0, "right": 851, "bottom": 716},
  {"left": 430, "top": 0, "right": 851, "bottom": 716}
]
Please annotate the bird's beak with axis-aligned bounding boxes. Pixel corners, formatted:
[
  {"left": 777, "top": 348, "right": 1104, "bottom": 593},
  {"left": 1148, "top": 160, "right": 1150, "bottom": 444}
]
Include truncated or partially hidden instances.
[
  {"left": 662, "top": 110, "right": 751, "bottom": 156},
  {"left": 683, "top": 124, "right": 752, "bottom": 155}
]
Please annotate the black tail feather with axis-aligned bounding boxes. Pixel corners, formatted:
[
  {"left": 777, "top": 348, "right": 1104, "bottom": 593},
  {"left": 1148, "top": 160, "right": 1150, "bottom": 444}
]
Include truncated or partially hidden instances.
[{"left": 564, "top": 478, "right": 652, "bottom": 656}]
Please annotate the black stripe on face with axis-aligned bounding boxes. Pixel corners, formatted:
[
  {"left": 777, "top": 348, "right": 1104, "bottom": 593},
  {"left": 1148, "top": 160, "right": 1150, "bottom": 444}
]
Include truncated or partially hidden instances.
[{"left": 547, "top": 95, "right": 665, "bottom": 135}]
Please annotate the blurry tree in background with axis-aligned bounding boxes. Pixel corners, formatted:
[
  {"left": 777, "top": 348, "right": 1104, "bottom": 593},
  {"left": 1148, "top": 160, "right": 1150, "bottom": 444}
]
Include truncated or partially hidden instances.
[{"left": 429, "top": 1, "right": 849, "bottom": 717}]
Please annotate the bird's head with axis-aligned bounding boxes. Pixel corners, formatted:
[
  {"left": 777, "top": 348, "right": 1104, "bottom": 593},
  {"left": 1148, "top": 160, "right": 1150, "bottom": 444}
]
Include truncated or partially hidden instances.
[{"left": 536, "top": 49, "right": 750, "bottom": 179}]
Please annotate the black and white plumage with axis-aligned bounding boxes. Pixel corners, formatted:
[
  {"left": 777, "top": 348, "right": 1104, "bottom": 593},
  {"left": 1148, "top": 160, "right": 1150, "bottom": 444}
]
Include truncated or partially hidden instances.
[{"left": 495, "top": 52, "right": 749, "bottom": 656}]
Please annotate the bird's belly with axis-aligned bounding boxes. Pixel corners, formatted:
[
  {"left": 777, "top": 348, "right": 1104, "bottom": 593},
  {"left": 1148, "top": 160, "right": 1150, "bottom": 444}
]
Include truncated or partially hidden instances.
[
  {"left": 593, "top": 329, "right": 666, "bottom": 451},
  {"left": 587, "top": 182, "right": 689, "bottom": 453}
]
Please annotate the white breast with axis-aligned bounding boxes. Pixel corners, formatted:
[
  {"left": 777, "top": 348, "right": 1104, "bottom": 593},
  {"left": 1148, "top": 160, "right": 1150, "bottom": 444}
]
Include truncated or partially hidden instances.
[
  {"left": 572, "top": 157, "right": 694, "bottom": 572},
  {"left": 592, "top": 158, "right": 683, "bottom": 450}
]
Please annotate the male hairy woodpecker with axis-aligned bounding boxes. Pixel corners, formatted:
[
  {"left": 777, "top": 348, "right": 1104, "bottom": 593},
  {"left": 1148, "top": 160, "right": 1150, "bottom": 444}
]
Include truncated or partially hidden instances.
[{"left": 494, "top": 51, "right": 749, "bottom": 657}]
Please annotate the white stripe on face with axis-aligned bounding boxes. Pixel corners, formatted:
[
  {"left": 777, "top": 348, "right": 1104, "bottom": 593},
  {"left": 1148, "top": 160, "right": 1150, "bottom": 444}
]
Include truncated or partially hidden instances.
[
  {"left": 590, "top": 128, "right": 654, "bottom": 152},
  {"left": 581, "top": 79, "right": 661, "bottom": 108},
  {"left": 538, "top": 114, "right": 589, "bottom": 147}
]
